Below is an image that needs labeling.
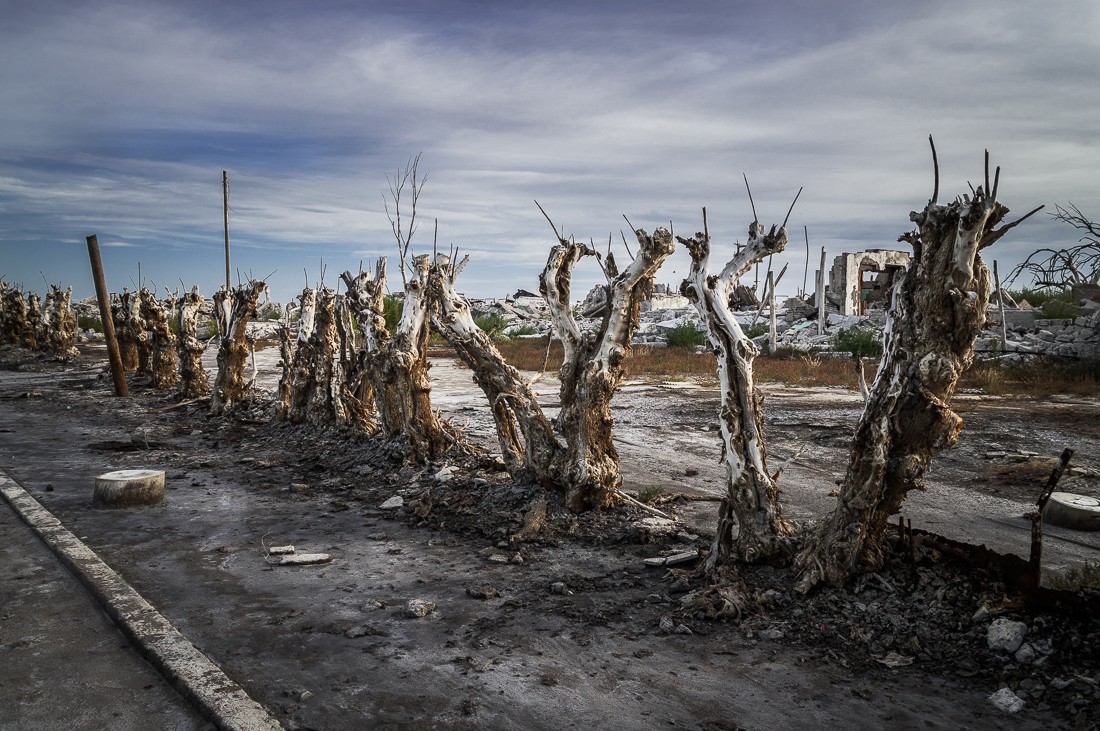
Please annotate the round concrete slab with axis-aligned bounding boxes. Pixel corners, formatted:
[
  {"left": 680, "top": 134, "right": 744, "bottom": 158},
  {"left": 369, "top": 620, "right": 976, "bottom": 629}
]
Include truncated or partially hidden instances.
[
  {"left": 94, "top": 468, "right": 165, "bottom": 508},
  {"left": 1044, "top": 491, "right": 1100, "bottom": 531}
]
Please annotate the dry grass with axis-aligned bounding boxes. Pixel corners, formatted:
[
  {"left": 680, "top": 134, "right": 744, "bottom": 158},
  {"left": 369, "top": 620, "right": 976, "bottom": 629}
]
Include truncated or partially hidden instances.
[{"left": 440, "top": 337, "right": 1100, "bottom": 397}]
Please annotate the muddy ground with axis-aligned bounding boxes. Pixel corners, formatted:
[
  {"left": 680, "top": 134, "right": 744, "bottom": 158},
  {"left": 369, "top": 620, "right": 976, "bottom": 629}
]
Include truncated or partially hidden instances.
[{"left": 1, "top": 343, "right": 1098, "bottom": 730}]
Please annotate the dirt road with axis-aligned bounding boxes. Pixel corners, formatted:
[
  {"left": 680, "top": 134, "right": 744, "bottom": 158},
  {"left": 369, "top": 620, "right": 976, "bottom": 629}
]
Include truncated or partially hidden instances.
[{"left": 1, "top": 345, "right": 1097, "bottom": 729}]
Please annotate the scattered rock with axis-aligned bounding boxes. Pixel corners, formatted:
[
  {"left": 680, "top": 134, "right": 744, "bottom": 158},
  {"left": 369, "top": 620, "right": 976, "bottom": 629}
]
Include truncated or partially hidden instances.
[
  {"left": 674, "top": 624, "right": 693, "bottom": 635},
  {"left": 466, "top": 586, "right": 500, "bottom": 600},
  {"left": 658, "top": 616, "right": 674, "bottom": 634},
  {"left": 630, "top": 517, "right": 678, "bottom": 543},
  {"left": 684, "top": 467, "right": 699, "bottom": 477},
  {"left": 875, "top": 652, "right": 913, "bottom": 668},
  {"left": 405, "top": 599, "right": 436, "bottom": 618},
  {"left": 1015, "top": 643, "right": 1038, "bottom": 664},
  {"left": 988, "top": 618, "right": 1029, "bottom": 654},
  {"left": 758, "top": 628, "right": 786, "bottom": 641},
  {"left": 278, "top": 553, "right": 331, "bottom": 566},
  {"left": 549, "top": 582, "right": 569, "bottom": 595},
  {"left": 988, "top": 687, "right": 1026, "bottom": 713},
  {"left": 380, "top": 496, "right": 404, "bottom": 510}
]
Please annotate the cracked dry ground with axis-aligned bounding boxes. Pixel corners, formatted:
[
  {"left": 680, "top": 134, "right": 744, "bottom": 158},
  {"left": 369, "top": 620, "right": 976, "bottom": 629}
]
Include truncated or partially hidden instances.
[{"left": 1, "top": 345, "right": 1098, "bottom": 730}]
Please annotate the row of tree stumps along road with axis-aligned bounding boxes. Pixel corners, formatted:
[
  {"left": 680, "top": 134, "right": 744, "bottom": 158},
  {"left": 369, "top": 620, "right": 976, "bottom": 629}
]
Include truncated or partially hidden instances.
[{"left": 14, "top": 145, "right": 1042, "bottom": 600}]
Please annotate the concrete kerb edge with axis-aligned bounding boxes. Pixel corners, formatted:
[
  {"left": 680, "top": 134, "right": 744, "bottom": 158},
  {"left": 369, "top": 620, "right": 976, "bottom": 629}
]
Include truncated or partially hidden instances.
[{"left": 0, "top": 469, "right": 284, "bottom": 731}]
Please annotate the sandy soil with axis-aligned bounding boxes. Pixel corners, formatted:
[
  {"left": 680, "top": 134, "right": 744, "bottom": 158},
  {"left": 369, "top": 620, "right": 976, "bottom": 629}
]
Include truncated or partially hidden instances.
[{"left": 1, "top": 343, "right": 1098, "bottom": 730}]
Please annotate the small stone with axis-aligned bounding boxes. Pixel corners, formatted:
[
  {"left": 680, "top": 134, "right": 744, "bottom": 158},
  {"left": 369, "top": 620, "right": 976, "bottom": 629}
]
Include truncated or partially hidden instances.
[
  {"left": 487, "top": 554, "right": 509, "bottom": 563},
  {"left": 466, "top": 586, "right": 500, "bottom": 600},
  {"left": 759, "top": 628, "right": 785, "bottom": 641},
  {"left": 1050, "top": 677, "right": 1074, "bottom": 691},
  {"left": 510, "top": 553, "right": 525, "bottom": 565},
  {"left": 298, "top": 690, "right": 313, "bottom": 702},
  {"left": 685, "top": 467, "right": 699, "bottom": 476},
  {"left": 405, "top": 599, "right": 437, "bottom": 618},
  {"left": 971, "top": 606, "right": 991, "bottom": 623},
  {"left": 658, "top": 616, "right": 674, "bottom": 634},
  {"left": 988, "top": 687, "right": 1025, "bottom": 713},
  {"left": 673, "top": 624, "right": 693, "bottom": 635},
  {"left": 987, "top": 618, "right": 1029, "bottom": 654},
  {"left": 380, "top": 496, "right": 404, "bottom": 510},
  {"left": 291, "top": 482, "right": 310, "bottom": 494},
  {"left": 549, "top": 582, "right": 568, "bottom": 595},
  {"left": 1015, "top": 643, "right": 1037, "bottom": 664}
]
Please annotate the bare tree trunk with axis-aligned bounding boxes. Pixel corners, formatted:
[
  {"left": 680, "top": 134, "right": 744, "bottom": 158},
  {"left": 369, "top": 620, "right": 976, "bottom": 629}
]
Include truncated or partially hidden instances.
[
  {"left": 795, "top": 150, "right": 1036, "bottom": 591},
  {"left": 111, "top": 290, "right": 141, "bottom": 372},
  {"left": 539, "top": 227, "right": 675, "bottom": 511},
  {"left": 334, "top": 294, "right": 376, "bottom": 432},
  {"left": 140, "top": 288, "right": 178, "bottom": 389},
  {"left": 37, "top": 285, "right": 78, "bottom": 358},
  {"left": 3, "top": 286, "right": 35, "bottom": 349},
  {"left": 341, "top": 258, "right": 456, "bottom": 461},
  {"left": 680, "top": 215, "right": 795, "bottom": 569},
  {"left": 176, "top": 286, "right": 210, "bottom": 399},
  {"left": 430, "top": 254, "right": 561, "bottom": 483},
  {"left": 305, "top": 287, "right": 344, "bottom": 427},
  {"left": 283, "top": 288, "right": 318, "bottom": 423},
  {"left": 210, "top": 281, "right": 268, "bottom": 416},
  {"left": 0, "top": 282, "right": 9, "bottom": 345},
  {"left": 276, "top": 304, "right": 294, "bottom": 419},
  {"left": 26, "top": 294, "right": 41, "bottom": 350}
]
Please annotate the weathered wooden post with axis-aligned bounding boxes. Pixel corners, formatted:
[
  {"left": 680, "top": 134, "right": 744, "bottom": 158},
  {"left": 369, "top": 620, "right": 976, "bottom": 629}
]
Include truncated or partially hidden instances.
[{"left": 85, "top": 235, "right": 128, "bottom": 397}]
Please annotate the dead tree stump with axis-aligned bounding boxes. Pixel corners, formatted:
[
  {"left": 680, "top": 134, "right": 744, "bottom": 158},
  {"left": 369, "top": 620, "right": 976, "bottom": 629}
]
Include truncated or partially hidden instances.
[
  {"left": 539, "top": 225, "right": 675, "bottom": 511},
  {"left": 680, "top": 211, "right": 796, "bottom": 569},
  {"left": 210, "top": 281, "right": 268, "bottom": 416},
  {"left": 140, "top": 288, "right": 178, "bottom": 389},
  {"left": 176, "top": 286, "right": 210, "bottom": 399},
  {"left": 795, "top": 147, "right": 1041, "bottom": 591}
]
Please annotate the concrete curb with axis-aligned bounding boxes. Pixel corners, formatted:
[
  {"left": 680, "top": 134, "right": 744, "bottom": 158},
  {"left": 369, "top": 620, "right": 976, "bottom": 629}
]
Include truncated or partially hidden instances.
[{"left": 0, "top": 469, "right": 283, "bottom": 731}]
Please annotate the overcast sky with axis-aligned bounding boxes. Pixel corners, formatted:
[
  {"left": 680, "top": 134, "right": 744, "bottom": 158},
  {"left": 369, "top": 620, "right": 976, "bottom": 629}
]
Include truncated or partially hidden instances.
[{"left": 2, "top": 0, "right": 1097, "bottom": 304}]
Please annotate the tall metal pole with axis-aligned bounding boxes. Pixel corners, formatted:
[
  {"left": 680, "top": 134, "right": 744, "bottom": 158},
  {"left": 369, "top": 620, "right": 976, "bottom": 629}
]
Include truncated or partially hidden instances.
[
  {"left": 85, "top": 235, "right": 128, "bottom": 397},
  {"left": 223, "top": 170, "right": 231, "bottom": 292}
]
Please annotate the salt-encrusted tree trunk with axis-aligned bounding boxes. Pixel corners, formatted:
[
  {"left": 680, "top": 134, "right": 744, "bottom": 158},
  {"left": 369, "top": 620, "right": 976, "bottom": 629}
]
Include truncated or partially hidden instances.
[
  {"left": 3, "top": 286, "right": 35, "bottom": 349},
  {"left": 341, "top": 257, "right": 455, "bottom": 461},
  {"left": 334, "top": 295, "right": 376, "bottom": 432},
  {"left": 210, "top": 280, "right": 268, "bottom": 416},
  {"left": 430, "top": 254, "right": 562, "bottom": 483},
  {"left": 176, "top": 286, "right": 210, "bottom": 399},
  {"left": 275, "top": 303, "right": 295, "bottom": 419},
  {"left": 139, "top": 288, "right": 178, "bottom": 389},
  {"left": 26, "top": 294, "right": 41, "bottom": 350},
  {"left": 111, "top": 289, "right": 141, "bottom": 371},
  {"left": 539, "top": 226, "right": 675, "bottom": 511},
  {"left": 291, "top": 286, "right": 344, "bottom": 427},
  {"left": 39, "top": 285, "right": 78, "bottom": 358},
  {"left": 795, "top": 148, "right": 1040, "bottom": 591},
  {"left": 679, "top": 212, "right": 796, "bottom": 569},
  {"left": 281, "top": 288, "right": 318, "bottom": 422}
]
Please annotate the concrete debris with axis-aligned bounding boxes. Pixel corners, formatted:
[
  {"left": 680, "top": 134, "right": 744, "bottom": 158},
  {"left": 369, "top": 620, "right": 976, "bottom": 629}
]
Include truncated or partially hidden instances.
[
  {"left": 267, "top": 545, "right": 295, "bottom": 556},
  {"left": 875, "top": 652, "right": 913, "bottom": 668},
  {"left": 278, "top": 553, "right": 331, "bottom": 566},
  {"left": 988, "top": 687, "right": 1026, "bottom": 713},
  {"left": 549, "top": 582, "right": 569, "bottom": 595},
  {"left": 466, "top": 586, "right": 500, "bottom": 600},
  {"left": 405, "top": 599, "right": 437, "bottom": 618},
  {"left": 642, "top": 550, "right": 699, "bottom": 567},
  {"left": 380, "top": 496, "right": 404, "bottom": 510},
  {"left": 987, "top": 618, "right": 1029, "bottom": 654}
]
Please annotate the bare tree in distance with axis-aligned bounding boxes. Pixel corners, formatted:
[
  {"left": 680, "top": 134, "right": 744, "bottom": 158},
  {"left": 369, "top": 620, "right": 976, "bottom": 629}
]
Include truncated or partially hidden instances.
[{"left": 1007, "top": 203, "right": 1100, "bottom": 290}]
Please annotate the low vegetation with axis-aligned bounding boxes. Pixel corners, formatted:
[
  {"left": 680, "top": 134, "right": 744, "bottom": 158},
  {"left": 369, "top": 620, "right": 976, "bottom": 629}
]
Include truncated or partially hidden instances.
[
  {"left": 664, "top": 321, "right": 707, "bottom": 349},
  {"left": 487, "top": 337, "right": 1100, "bottom": 396}
]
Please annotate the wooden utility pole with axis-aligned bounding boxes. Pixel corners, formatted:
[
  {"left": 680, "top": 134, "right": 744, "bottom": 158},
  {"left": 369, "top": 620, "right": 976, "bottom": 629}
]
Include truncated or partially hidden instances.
[
  {"left": 768, "top": 270, "right": 777, "bottom": 355},
  {"left": 816, "top": 247, "right": 827, "bottom": 335},
  {"left": 802, "top": 226, "right": 810, "bottom": 299},
  {"left": 993, "top": 260, "right": 1008, "bottom": 352},
  {"left": 223, "top": 170, "right": 231, "bottom": 292},
  {"left": 85, "top": 235, "right": 128, "bottom": 397}
]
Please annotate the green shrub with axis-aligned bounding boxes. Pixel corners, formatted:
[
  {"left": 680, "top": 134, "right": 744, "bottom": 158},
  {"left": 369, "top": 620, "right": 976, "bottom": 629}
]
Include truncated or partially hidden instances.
[
  {"left": 199, "top": 319, "right": 220, "bottom": 339},
  {"left": 743, "top": 322, "right": 768, "bottom": 339},
  {"left": 266, "top": 305, "right": 284, "bottom": 321},
  {"left": 383, "top": 295, "right": 403, "bottom": 331},
  {"left": 665, "top": 321, "right": 707, "bottom": 349},
  {"left": 1040, "top": 298, "right": 1084, "bottom": 320},
  {"left": 832, "top": 326, "right": 883, "bottom": 358},
  {"left": 474, "top": 313, "right": 510, "bottom": 339},
  {"left": 508, "top": 324, "right": 538, "bottom": 337},
  {"left": 1006, "top": 287, "right": 1070, "bottom": 309},
  {"left": 77, "top": 315, "right": 103, "bottom": 333},
  {"left": 1047, "top": 560, "right": 1100, "bottom": 591}
]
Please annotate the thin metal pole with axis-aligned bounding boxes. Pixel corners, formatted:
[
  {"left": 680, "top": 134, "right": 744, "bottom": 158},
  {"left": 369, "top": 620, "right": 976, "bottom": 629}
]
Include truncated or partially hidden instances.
[
  {"left": 223, "top": 170, "right": 231, "bottom": 292},
  {"left": 85, "top": 235, "right": 128, "bottom": 397}
]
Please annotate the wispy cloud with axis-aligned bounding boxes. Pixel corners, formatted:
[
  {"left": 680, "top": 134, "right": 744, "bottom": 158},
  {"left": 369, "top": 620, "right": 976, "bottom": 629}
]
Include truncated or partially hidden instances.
[{"left": 1, "top": 0, "right": 1096, "bottom": 301}]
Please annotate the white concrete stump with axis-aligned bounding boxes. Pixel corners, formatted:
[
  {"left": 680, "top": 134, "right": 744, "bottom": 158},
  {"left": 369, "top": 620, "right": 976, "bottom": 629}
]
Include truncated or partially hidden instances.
[
  {"left": 93, "top": 469, "right": 165, "bottom": 508},
  {"left": 1043, "top": 492, "right": 1100, "bottom": 531}
]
